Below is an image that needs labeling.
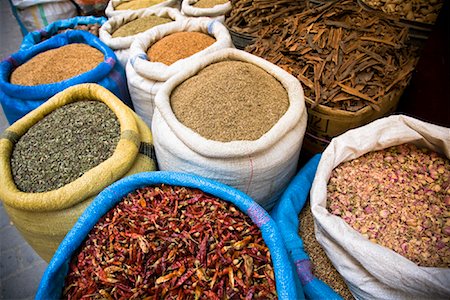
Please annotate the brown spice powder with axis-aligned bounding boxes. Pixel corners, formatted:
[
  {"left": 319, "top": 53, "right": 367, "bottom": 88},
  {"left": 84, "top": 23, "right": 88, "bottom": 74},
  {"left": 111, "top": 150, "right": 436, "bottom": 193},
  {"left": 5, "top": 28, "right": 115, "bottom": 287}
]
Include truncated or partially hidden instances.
[
  {"left": 170, "top": 60, "right": 289, "bottom": 142},
  {"left": 112, "top": 15, "right": 172, "bottom": 38},
  {"left": 115, "top": 0, "right": 164, "bottom": 10},
  {"left": 10, "top": 43, "right": 104, "bottom": 86},
  {"left": 299, "top": 202, "right": 354, "bottom": 300},
  {"left": 193, "top": 0, "right": 229, "bottom": 8},
  {"left": 147, "top": 31, "right": 216, "bottom": 65}
]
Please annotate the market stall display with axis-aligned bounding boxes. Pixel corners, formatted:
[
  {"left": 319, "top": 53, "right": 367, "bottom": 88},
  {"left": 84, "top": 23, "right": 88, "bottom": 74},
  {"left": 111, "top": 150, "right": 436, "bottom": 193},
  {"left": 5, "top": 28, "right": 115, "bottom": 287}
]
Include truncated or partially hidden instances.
[
  {"left": 20, "top": 16, "right": 106, "bottom": 50},
  {"left": 310, "top": 114, "right": 450, "bottom": 299},
  {"left": 0, "top": 30, "right": 131, "bottom": 124},
  {"left": 152, "top": 48, "right": 306, "bottom": 211},
  {"left": 99, "top": 7, "right": 183, "bottom": 67},
  {"left": 126, "top": 18, "right": 233, "bottom": 128},
  {"left": 0, "top": 84, "right": 156, "bottom": 262},
  {"left": 0, "top": 0, "right": 448, "bottom": 296},
  {"left": 35, "top": 172, "right": 301, "bottom": 299}
]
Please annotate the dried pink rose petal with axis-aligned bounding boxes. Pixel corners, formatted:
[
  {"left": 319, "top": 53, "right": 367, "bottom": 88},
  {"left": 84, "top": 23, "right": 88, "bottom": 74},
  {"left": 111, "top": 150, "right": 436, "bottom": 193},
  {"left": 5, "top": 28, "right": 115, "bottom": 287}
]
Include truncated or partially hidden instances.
[{"left": 327, "top": 143, "right": 450, "bottom": 268}]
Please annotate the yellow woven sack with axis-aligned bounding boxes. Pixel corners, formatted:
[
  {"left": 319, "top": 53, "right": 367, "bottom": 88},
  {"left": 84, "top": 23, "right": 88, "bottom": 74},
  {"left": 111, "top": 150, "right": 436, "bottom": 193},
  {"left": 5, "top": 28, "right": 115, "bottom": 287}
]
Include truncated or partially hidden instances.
[{"left": 0, "top": 83, "right": 157, "bottom": 262}]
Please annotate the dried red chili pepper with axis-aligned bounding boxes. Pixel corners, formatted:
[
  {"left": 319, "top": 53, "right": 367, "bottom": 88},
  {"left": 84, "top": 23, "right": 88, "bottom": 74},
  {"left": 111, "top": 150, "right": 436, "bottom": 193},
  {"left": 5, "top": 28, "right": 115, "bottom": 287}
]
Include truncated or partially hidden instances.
[{"left": 63, "top": 185, "right": 278, "bottom": 299}]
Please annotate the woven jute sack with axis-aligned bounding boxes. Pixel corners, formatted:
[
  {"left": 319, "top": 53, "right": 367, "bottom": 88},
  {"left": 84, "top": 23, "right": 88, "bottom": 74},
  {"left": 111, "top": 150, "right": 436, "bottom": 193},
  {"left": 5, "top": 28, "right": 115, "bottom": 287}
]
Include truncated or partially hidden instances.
[
  {"left": 303, "top": 87, "right": 404, "bottom": 154},
  {"left": 99, "top": 7, "right": 185, "bottom": 68},
  {"left": 126, "top": 17, "right": 233, "bottom": 128},
  {"left": 105, "top": 0, "right": 180, "bottom": 18},
  {"left": 310, "top": 115, "right": 450, "bottom": 299},
  {"left": 152, "top": 48, "right": 307, "bottom": 211},
  {"left": 0, "top": 83, "right": 157, "bottom": 262}
]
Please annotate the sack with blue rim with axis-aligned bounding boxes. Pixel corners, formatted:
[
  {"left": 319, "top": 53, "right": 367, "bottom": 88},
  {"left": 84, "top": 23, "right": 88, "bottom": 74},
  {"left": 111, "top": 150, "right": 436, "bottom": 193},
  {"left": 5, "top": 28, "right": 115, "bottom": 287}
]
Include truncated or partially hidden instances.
[
  {"left": 0, "top": 30, "right": 131, "bottom": 125},
  {"left": 20, "top": 16, "right": 107, "bottom": 50},
  {"left": 271, "top": 154, "right": 345, "bottom": 300},
  {"left": 35, "top": 171, "right": 304, "bottom": 299}
]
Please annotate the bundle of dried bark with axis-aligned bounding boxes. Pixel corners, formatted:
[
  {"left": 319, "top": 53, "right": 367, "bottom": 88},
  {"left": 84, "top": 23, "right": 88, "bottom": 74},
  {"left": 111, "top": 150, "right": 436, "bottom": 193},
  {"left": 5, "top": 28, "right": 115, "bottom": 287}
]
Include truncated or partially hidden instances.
[
  {"left": 225, "top": 0, "right": 307, "bottom": 35},
  {"left": 247, "top": 0, "right": 420, "bottom": 112}
]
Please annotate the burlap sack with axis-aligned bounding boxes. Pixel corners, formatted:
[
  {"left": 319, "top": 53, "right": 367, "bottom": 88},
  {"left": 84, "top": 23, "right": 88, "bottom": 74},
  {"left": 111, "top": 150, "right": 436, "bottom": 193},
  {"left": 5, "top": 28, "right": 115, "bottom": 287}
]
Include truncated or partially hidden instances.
[
  {"left": 126, "top": 17, "right": 233, "bottom": 128},
  {"left": 310, "top": 114, "right": 450, "bottom": 299},
  {"left": 152, "top": 48, "right": 307, "bottom": 211},
  {"left": 99, "top": 7, "right": 184, "bottom": 67},
  {"left": 0, "top": 83, "right": 157, "bottom": 262}
]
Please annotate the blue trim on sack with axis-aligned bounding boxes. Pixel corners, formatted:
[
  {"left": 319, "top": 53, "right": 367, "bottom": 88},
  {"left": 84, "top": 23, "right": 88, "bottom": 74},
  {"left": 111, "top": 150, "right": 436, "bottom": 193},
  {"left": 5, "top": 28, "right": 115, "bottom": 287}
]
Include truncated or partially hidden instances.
[
  {"left": 36, "top": 171, "right": 302, "bottom": 300},
  {"left": 271, "top": 154, "right": 344, "bottom": 299},
  {"left": 20, "top": 16, "right": 107, "bottom": 50}
]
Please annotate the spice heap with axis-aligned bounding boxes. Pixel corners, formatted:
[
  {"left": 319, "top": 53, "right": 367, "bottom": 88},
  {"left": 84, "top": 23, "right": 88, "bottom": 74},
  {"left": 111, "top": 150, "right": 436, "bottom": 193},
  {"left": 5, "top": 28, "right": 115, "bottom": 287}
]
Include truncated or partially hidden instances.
[
  {"left": 11, "top": 101, "right": 120, "bottom": 193},
  {"left": 225, "top": 0, "right": 306, "bottom": 35},
  {"left": 193, "top": 0, "right": 229, "bottom": 8},
  {"left": 10, "top": 43, "right": 103, "bottom": 86},
  {"left": 327, "top": 143, "right": 450, "bottom": 268},
  {"left": 171, "top": 60, "right": 289, "bottom": 142},
  {"left": 360, "top": 0, "right": 444, "bottom": 24},
  {"left": 112, "top": 15, "right": 172, "bottom": 38},
  {"left": 247, "top": 0, "right": 420, "bottom": 112},
  {"left": 63, "top": 185, "right": 278, "bottom": 299},
  {"left": 115, "top": 0, "right": 165, "bottom": 10},
  {"left": 299, "top": 203, "right": 354, "bottom": 300},
  {"left": 147, "top": 31, "right": 216, "bottom": 65}
]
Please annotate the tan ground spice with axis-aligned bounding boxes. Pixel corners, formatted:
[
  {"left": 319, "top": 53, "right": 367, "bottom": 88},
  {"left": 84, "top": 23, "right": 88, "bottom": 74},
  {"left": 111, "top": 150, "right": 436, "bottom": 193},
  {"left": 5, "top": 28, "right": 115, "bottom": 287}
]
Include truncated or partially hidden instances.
[
  {"left": 299, "top": 202, "right": 354, "bottom": 300},
  {"left": 193, "top": 0, "right": 229, "bottom": 8},
  {"left": 328, "top": 143, "right": 450, "bottom": 268},
  {"left": 10, "top": 43, "right": 103, "bottom": 86},
  {"left": 115, "top": 0, "right": 164, "bottom": 10},
  {"left": 112, "top": 15, "right": 172, "bottom": 38},
  {"left": 170, "top": 60, "right": 289, "bottom": 142},
  {"left": 146, "top": 31, "right": 216, "bottom": 65}
]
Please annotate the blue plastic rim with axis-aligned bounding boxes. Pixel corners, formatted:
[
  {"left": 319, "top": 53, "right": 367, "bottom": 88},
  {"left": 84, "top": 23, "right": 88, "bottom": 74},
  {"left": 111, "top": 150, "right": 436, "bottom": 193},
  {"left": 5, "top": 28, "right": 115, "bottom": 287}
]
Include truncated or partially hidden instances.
[
  {"left": 36, "top": 171, "right": 302, "bottom": 300},
  {"left": 20, "top": 16, "right": 107, "bottom": 50},
  {"left": 271, "top": 154, "right": 343, "bottom": 300}
]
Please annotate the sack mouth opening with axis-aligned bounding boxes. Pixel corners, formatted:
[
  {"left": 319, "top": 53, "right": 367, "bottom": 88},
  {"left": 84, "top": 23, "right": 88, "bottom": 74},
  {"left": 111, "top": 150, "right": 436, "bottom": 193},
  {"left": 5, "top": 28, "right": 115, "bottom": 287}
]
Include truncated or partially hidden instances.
[{"left": 0, "top": 84, "right": 140, "bottom": 212}]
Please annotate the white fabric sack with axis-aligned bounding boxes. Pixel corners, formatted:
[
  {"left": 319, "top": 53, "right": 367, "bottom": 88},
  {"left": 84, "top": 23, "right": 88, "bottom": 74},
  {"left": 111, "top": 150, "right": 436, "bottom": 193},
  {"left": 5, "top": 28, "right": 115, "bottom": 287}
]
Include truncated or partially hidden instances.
[
  {"left": 181, "top": 0, "right": 231, "bottom": 18},
  {"left": 152, "top": 48, "right": 307, "bottom": 211},
  {"left": 126, "top": 17, "right": 233, "bottom": 128},
  {"left": 99, "top": 7, "right": 185, "bottom": 67},
  {"left": 310, "top": 115, "right": 450, "bottom": 299},
  {"left": 12, "top": 0, "right": 77, "bottom": 33},
  {"left": 105, "top": 0, "right": 180, "bottom": 18}
]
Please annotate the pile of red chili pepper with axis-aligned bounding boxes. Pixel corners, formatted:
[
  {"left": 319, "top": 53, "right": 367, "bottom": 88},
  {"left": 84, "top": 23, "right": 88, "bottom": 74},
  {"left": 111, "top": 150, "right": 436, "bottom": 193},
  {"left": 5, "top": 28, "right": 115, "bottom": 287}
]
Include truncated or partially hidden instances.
[{"left": 63, "top": 185, "right": 277, "bottom": 299}]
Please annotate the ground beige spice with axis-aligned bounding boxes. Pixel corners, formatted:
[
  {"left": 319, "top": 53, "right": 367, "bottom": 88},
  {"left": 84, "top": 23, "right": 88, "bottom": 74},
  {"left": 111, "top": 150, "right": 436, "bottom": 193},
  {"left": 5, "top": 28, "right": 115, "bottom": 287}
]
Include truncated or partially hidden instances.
[
  {"left": 115, "top": 0, "right": 164, "bottom": 10},
  {"left": 112, "top": 15, "right": 172, "bottom": 38},
  {"left": 328, "top": 143, "right": 450, "bottom": 268},
  {"left": 10, "top": 43, "right": 103, "bottom": 86},
  {"left": 299, "top": 202, "right": 354, "bottom": 300},
  {"left": 170, "top": 60, "right": 289, "bottom": 142},
  {"left": 193, "top": 0, "right": 228, "bottom": 8},
  {"left": 147, "top": 31, "right": 215, "bottom": 65}
]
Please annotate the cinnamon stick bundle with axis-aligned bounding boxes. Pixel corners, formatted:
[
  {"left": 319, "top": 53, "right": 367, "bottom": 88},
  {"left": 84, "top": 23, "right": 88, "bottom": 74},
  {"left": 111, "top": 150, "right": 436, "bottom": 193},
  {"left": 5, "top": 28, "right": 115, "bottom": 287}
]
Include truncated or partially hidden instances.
[{"left": 247, "top": 0, "right": 420, "bottom": 112}]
